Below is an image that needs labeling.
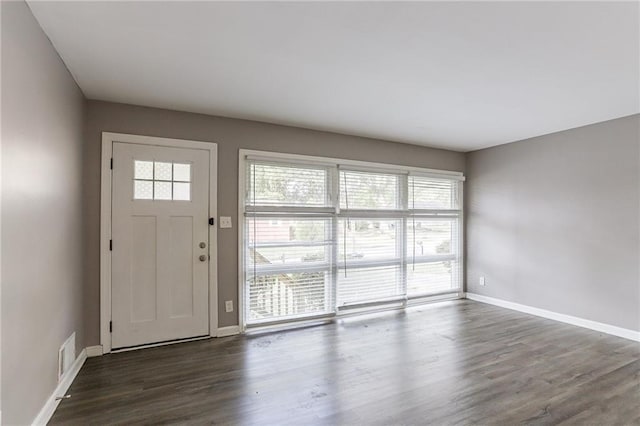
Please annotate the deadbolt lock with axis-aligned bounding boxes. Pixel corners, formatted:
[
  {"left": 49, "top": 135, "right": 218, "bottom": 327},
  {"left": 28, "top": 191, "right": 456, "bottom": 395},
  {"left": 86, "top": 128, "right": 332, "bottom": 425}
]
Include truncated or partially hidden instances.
[{"left": 199, "top": 242, "right": 206, "bottom": 249}]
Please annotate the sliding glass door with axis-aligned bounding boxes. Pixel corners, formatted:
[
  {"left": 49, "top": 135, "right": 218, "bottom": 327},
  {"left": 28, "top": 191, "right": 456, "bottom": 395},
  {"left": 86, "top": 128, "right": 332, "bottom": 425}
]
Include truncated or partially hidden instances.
[{"left": 242, "top": 153, "right": 463, "bottom": 327}]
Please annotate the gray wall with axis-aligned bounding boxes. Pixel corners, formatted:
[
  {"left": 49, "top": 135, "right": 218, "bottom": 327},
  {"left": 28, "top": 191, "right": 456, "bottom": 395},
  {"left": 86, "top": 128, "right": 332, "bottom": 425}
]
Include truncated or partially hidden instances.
[
  {"left": 1, "top": 1, "right": 86, "bottom": 424},
  {"left": 466, "top": 115, "right": 640, "bottom": 331},
  {"left": 84, "top": 100, "right": 466, "bottom": 344}
]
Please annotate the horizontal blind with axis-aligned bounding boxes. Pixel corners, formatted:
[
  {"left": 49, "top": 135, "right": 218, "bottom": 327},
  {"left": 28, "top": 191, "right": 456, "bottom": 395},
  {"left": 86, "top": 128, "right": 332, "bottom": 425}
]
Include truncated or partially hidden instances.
[
  {"left": 409, "top": 175, "right": 459, "bottom": 210},
  {"left": 244, "top": 155, "right": 463, "bottom": 327},
  {"left": 337, "top": 168, "right": 405, "bottom": 307},
  {"left": 406, "top": 218, "right": 460, "bottom": 295},
  {"left": 340, "top": 169, "right": 401, "bottom": 210},
  {"left": 406, "top": 175, "right": 461, "bottom": 296},
  {"left": 247, "top": 162, "right": 331, "bottom": 207},
  {"left": 407, "top": 261, "right": 459, "bottom": 295},
  {"left": 337, "top": 219, "right": 403, "bottom": 306},
  {"left": 245, "top": 162, "right": 334, "bottom": 324}
]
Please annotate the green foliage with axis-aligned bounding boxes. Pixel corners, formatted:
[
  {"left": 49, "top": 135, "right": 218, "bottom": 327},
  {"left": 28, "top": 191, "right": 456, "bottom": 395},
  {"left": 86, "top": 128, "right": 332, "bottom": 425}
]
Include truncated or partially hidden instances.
[
  {"left": 251, "top": 165, "right": 326, "bottom": 205},
  {"left": 341, "top": 171, "right": 397, "bottom": 209}
]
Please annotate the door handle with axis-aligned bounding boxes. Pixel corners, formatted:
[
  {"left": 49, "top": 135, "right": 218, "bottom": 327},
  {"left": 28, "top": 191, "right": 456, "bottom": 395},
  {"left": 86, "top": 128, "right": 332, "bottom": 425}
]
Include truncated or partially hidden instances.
[{"left": 199, "top": 255, "right": 207, "bottom": 262}]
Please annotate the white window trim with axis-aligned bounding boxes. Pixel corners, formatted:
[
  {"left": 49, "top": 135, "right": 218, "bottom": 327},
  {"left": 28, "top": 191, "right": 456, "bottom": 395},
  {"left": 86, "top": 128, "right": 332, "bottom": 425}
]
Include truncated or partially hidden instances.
[
  {"left": 237, "top": 149, "right": 465, "bottom": 332},
  {"left": 244, "top": 151, "right": 465, "bottom": 180},
  {"left": 100, "top": 132, "right": 219, "bottom": 353}
]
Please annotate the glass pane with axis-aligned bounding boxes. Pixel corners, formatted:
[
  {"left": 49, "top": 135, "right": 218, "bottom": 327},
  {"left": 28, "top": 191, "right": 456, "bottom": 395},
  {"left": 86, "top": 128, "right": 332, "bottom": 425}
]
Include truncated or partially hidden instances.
[
  {"left": 407, "top": 261, "right": 457, "bottom": 295},
  {"left": 337, "top": 265, "right": 402, "bottom": 306},
  {"left": 134, "top": 180, "right": 153, "bottom": 200},
  {"left": 338, "top": 219, "right": 400, "bottom": 262},
  {"left": 173, "top": 182, "right": 190, "bottom": 201},
  {"left": 247, "top": 218, "right": 330, "bottom": 265},
  {"left": 409, "top": 177, "right": 458, "bottom": 210},
  {"left": 154, "top": 162, "right": 172, "bottom": 181},
  {"left": 173, "top": 163, "right": 191, "bottom": 182},
  {"left": 407, "top": 219, "right": 457, "bottom": 258},
  {"left": 340, "top": 170, "right": 400, "bottom": 210},
  {"left": 154, "top": 181, "right": 172, "bottom": 200},
  {"left": 248, "top": 163, "right": 328, "bottom": 207},
  {"left": 134, "top": 161, "right": 153, "bottom": 180},
  {"left": 247, "top": 272, "right": 328, "bottom": 322}
]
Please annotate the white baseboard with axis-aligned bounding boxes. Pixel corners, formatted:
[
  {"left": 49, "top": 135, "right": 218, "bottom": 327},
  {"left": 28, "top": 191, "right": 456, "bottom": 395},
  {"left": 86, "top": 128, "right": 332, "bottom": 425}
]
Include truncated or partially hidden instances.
[
  {"left": 217, "top": 325, "right": 240, "bottom": 337},
  {"left": 85, "top": 345, "right": 103, "bottom": 357},
  {"left": 466, "top": 293, "right": 640, "bottom": 342},
  {"left": 32, "top": 348, "right": 87, "bottom": 426}
]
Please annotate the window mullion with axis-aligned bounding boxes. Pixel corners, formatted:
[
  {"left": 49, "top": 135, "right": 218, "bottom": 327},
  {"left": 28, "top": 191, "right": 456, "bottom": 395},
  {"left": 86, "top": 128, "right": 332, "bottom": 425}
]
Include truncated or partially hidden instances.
[
  {"left": 399, "top": 174, "right": 408, "bottom": 300},
  {"left": 330, "top": 165, "right": 339, "bottom": 313}
]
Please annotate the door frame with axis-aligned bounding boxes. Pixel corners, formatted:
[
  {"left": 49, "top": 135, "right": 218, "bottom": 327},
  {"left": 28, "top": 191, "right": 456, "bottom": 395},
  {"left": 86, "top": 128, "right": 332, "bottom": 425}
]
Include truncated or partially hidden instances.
[{"left": 100, "top": 132, "right": 218, "bottom": 354}]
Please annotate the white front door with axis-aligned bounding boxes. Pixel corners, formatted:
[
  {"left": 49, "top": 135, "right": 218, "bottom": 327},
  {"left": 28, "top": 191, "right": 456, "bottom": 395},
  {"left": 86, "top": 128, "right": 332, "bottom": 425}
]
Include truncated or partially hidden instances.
[{"left": 111, "top": 142, "right": 210, "bottom": 349}]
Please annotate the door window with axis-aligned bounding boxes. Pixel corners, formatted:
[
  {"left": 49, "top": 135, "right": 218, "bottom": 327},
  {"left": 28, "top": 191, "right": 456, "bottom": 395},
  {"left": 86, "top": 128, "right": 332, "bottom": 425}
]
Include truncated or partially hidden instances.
[{"left": 133, "top": 160, "right": 191, "bottom": 201}]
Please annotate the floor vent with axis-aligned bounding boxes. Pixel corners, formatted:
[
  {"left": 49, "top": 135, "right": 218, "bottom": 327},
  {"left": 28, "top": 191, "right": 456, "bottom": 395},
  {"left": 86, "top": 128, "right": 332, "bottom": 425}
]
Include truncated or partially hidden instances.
[{"left": 58, "top": 332, "right": 76, "bottom": 381}]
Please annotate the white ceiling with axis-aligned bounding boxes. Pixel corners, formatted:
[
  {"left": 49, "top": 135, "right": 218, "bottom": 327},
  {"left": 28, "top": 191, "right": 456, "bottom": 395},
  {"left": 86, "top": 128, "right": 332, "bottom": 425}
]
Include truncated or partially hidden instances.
[{"left": 28, "top": 1, "right": 639, "bottom": 152}]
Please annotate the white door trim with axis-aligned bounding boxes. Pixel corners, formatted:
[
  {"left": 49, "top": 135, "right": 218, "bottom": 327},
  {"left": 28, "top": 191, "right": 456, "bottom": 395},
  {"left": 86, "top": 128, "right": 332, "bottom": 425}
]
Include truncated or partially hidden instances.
[{"left": 100, "top": 132, "right": 218, "bottom": 354}]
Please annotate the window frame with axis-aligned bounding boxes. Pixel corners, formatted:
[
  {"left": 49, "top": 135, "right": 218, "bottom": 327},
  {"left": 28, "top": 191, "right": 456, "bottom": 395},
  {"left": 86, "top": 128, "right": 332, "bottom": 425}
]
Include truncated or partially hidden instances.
[{"left": 238, "top": 149, "right": 465, "bottom": 331}]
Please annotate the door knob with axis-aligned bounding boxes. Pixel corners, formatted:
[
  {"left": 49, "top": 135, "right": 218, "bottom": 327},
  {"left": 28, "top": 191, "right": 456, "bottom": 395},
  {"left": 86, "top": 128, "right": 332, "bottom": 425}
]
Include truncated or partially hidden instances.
[
  {"left": 199, "top": 255, "right": 207, "bottom": 262},
  {"left": 199, "top": 242, "right": 206, "bottom": 249}
]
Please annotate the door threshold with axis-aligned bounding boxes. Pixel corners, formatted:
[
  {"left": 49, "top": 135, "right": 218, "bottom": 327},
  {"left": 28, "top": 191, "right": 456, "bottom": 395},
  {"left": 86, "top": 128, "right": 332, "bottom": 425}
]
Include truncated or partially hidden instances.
[{"left": 111, "top": 335, "right": 211, "bottom": 353}]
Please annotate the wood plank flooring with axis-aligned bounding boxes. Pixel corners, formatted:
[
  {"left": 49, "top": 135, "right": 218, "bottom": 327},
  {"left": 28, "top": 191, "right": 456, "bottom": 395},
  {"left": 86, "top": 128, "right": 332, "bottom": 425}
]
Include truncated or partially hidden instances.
[{"left": 50, "top": 300, "right": 640, "bottom": 425}]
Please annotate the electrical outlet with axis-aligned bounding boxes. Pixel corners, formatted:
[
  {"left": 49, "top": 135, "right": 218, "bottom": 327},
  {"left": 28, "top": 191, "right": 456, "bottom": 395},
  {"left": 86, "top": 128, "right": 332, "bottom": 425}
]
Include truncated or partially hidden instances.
[
  {"left": 479, "top": 276, "right": 486, "bottom": 286},
  {"left": 219, "top": 216, "right": 232, "bottom": 228},
  {"left": 225, "top": 300, "right": 233, "bottom": 312}
]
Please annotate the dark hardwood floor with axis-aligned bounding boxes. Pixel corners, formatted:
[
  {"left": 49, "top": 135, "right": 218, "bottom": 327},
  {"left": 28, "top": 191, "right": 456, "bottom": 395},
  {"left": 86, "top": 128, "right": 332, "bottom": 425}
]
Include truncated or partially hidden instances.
[{"left": 50, "top": 300, "right": 640, "bottom": 425}]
